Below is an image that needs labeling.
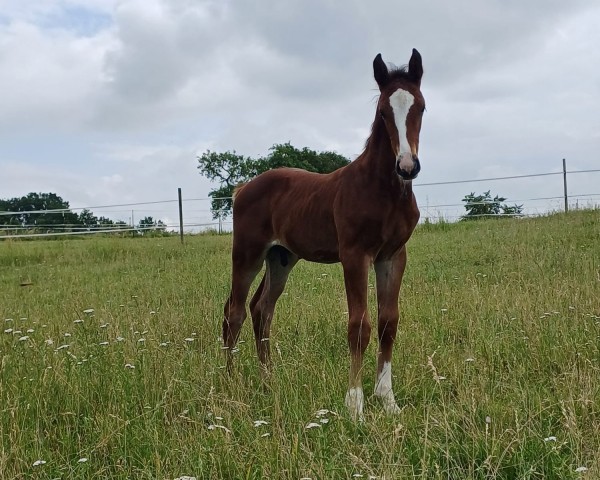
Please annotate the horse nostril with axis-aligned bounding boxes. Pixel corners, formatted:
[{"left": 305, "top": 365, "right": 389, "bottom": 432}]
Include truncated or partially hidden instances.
[{"left": 413, "top": 155, "right": 421, "bottom": 172}]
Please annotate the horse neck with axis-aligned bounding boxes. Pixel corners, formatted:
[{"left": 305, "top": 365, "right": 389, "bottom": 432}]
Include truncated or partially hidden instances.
[{"left": 355, "top": 114, "right": 413, "bottom": 195}]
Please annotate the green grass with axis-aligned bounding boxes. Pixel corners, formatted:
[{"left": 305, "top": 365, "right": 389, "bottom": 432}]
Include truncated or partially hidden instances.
[{"left": 1, "top": 209, "right": 599, "bottom": 479}]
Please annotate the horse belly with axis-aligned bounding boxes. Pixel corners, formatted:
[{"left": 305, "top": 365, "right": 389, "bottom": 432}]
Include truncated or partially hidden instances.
[{"left": 276, "top": 213, "right": 340, "bottom": 264}]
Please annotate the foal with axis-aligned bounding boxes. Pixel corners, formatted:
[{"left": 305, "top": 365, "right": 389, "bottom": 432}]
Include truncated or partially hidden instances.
[{"left": 223, "top": 49, "right": 425, "bottom": 420}]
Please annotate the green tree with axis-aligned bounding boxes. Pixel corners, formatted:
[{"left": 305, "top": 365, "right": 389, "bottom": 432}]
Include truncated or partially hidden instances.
[
  {"left": 78, "top": 209, "right": 99, "bottom": 229},
  {"left": 461, "top": 191, "right": 523, "bottom": 220},
  {"left": 197, "top": 142, "right": 349, "bottom": 219},
  {"left": 0, "top": 193, "right": 142, "bottom": 234},
  {"left": 137, "top": 216, "right": 167, "bottom": 235},
  {"left": 0, "top": 192, "right": 79, "bottom": 230}
]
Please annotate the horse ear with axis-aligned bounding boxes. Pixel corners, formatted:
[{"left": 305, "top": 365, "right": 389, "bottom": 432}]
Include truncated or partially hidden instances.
[
  {"left": 373, "top": 53, "right": 389, "bottom": 88},
  {"left": 408, "top": 48, "right": 423, "bottom": 85}
]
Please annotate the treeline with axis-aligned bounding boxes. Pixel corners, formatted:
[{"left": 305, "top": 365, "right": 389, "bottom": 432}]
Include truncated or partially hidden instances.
[{"left": 0, "top": 192, "right": 167, "bottom": 234}]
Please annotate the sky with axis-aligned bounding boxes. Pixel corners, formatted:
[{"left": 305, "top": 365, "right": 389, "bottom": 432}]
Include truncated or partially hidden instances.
[{"left": 1, "top": 0, "right": 599, "bottom": 229}]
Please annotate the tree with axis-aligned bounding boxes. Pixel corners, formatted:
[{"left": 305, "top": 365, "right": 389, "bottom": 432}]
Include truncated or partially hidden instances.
[
  {"left": 461, "top": 191, "right": 523, "bottom": 220},
  {"left": 197, "top": 142, "right": 349, "bottom": 219},
  {"left": 137, "top": 216, "right": 167, "bottom": 235},
  {"left": 0, "top": 192, "right": 163, "bottom": 235},
  {"left": 78, "top": 209, "right": 99, "bottom": 229},
  {"left": 0, "top": 192, "right": 78, "bottom": 229}
]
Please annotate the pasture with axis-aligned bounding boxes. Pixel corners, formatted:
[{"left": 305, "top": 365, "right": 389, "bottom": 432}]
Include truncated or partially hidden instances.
[{"left": 0, "top": 209, "right": 599, "bottom": 479}]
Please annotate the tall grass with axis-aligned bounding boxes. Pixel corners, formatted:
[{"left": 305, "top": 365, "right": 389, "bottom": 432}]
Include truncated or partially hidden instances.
[{"left": 0, "top": 209, "right": 598, "bottom": 479}]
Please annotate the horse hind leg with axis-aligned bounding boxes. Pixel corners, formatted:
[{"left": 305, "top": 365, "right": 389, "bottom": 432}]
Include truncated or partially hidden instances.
[
  {"left": 250, "top": 245, "right": 298, "bottom": 376},
  {"left": 223, "top": 242, "right": 267, "bottom": 371}
]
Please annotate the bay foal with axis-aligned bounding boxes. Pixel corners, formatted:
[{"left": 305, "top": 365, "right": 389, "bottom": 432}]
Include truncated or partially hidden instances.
[{"left": 223, "top": 49, "right": 425, "bottom": 420}]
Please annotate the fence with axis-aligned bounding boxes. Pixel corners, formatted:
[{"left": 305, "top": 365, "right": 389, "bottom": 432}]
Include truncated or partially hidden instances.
[{"left": 1, "top": 160, "right": 599, "bottom": 240}]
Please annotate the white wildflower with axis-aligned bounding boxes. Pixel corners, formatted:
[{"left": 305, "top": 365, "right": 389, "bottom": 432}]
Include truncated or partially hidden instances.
[
  {"left": 544, "top": 436, "right": 557, "bottom": 442},
  {"left": 18, "top": 336, "right": 29, "bottom": 341},
  {"left": 74, "top": 319, "right": 84, "bottom": 324},
  {"left": 33, "top": 460, "right": 46, "bottom": 466},
  {"left": 99, "top": 342, "right": 109, "bottom": 346},
  {"left": 207, "top": 424, "right": 231, "bottom": 433},
  {"left": 27, "top": 329, "right": 34, "bottom": 333},
  {"left": 575, "top": 466, "right": 588, "bottom": 473},
  {"left": 83, "top": 309, "right": 94, "bottom": 314},
  {"left": 116, "top": 336, "right": 124, "bottom": 342},
  {"left": 261, "top": 432, "right": 270, "bottom": 437},
  {"left": 4, "top": 328, "right": 13, "bottom": 333},
  {"left": 184, "top": 338, "right": 194, "bottom": 342},
  {"left": 305, "top": 422, "right": 321, "bottom": 429},
  {"left": 78, "top": 457, "right": 88, "bottom": 463},
  {"left": 253, "top": 420, "right": 268, "bottom": 427},
  {"left": 124, "top": 363, "right": 135, "bottom": 369}
]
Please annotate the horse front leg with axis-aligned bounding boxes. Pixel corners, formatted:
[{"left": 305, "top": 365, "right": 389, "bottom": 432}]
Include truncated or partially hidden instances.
[
  {"left": 341, "top": 254, "right": 371, "bottom": 421},
  {"left": 373, "top": 247, "right": 407, "bottom": 415}
]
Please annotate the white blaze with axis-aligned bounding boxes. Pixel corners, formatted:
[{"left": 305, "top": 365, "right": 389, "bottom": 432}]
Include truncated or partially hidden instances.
[{"left": 389, "top": 89, "right": 415, "bottom": 172}]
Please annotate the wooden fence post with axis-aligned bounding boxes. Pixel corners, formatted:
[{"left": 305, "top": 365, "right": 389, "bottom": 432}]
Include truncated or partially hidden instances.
[
  {"left": 562, "top": 158, "right": 568, "bottom": 213},
  {"left": 178, "top": 188, "right": 184, "bottom": 244}
]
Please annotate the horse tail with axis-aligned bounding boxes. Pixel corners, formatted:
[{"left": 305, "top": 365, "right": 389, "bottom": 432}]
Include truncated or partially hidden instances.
[{"left": 232, "top": 183, "right": 246, "bottom": 203}]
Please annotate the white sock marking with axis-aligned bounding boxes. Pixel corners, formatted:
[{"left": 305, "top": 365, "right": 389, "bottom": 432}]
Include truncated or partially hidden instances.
[
  {"left": 375, "top": 361, "right": 401, "bottom": 415},
  {"left": 345, "top": 387, "right": 364, "bottom": 421}
]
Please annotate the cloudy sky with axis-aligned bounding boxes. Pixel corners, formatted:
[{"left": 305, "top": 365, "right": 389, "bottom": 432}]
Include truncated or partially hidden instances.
[{"left": 1, "top": 0, "right": 599, "bottom": 228}]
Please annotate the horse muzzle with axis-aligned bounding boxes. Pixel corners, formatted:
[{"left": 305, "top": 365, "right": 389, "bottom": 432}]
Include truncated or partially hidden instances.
[{"left": 395, "top": 154, "right": 421, "bottom": 180}]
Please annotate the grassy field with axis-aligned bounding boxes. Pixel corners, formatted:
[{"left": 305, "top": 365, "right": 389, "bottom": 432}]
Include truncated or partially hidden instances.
[{"left": 1, "top": 209, "right": 599, "bottom": 479}]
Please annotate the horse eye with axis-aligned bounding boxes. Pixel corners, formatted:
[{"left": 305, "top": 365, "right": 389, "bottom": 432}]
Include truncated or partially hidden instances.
[{"left": 421, "top": 106, "right": 426, "bottom": 113}]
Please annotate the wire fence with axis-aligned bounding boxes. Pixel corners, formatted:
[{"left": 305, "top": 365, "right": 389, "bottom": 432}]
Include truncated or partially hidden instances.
[{"left": 1, "top": 161, "right": 599, "bottom": 240}]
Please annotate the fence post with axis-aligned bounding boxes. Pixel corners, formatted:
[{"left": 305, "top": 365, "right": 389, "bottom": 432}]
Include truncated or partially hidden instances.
[
  {"left": 178, "top": 188, "right": 184, "bottom": 244},
  {"left": 562, "top": 158, "right": 568, "bottom": 213}
]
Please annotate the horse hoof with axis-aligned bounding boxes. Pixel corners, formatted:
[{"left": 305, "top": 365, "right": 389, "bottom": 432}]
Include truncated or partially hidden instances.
[{"left": 383, "top": 402, "right": 402, "bottom": 416}]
